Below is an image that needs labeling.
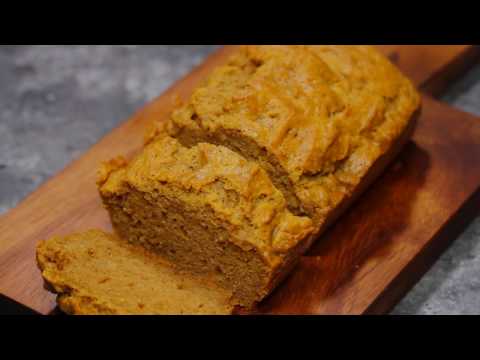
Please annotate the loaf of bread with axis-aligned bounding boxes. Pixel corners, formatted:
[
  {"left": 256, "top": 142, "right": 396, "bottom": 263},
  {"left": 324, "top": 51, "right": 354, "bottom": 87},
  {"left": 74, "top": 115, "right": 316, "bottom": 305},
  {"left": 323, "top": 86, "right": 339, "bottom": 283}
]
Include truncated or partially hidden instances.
[
  {"left": 98, "top": 136, "right": 314, "bottom": 307},
  {"left": 154, "top": 45, "right": 421, "bottom": 233},
  {"left": 36, "top": 230, "right": 235, "bottom": 314},
  {"left": 38, "top": 45, "right": 421, "bottom": 314}
]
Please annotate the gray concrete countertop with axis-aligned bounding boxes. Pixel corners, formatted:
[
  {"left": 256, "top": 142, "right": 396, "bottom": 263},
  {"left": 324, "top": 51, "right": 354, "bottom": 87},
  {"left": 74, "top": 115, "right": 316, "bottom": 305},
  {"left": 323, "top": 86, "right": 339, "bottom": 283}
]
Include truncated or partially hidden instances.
[{"left": 0, "top": 45, "right": 479, "bottom": 314}]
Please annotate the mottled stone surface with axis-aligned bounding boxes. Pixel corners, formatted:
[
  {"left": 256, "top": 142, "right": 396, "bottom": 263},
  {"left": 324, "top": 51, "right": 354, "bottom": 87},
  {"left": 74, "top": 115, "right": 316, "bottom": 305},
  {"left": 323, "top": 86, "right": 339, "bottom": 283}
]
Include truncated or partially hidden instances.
[
  {"left": 0, "top": 45, "right": 218, "bottom": 214},
  {"left": 0, "top": 45, "right": 479, "bottom": 314}
]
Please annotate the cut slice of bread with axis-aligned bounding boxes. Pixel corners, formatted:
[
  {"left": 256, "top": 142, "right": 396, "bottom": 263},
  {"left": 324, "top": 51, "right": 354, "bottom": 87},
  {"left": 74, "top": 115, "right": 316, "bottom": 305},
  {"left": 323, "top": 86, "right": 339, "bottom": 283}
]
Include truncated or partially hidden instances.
[{"left": 36, "top": 229, "right": 235, "bottom": 315}]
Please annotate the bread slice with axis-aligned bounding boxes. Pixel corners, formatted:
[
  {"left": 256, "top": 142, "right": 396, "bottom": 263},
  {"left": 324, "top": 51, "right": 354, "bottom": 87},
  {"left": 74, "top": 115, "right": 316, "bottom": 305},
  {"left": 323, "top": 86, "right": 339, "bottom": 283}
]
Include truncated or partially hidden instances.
[
  {"left": 98, "top": 136, "right": 314, "bottom": 308},
  {"left": 36, "top": 229, "right": 235, "bottom": 315},
  {"left": 154, "top": 45, "right": 421, "bottom": 234}
]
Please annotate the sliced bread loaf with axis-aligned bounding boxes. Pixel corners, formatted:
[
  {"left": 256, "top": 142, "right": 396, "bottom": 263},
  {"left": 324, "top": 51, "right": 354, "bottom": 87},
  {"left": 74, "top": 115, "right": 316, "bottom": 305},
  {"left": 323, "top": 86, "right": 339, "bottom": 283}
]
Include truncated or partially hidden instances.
[
  {"left": 98, "top": 136, "right": 314, "bottom": 308},
  {"left": 154, "top": 45, "right": 421, "bottom": 233}
]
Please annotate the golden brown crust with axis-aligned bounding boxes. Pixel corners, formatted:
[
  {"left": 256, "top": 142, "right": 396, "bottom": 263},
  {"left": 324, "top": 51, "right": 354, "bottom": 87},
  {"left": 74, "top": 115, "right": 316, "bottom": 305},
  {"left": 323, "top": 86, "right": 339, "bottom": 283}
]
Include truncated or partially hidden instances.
[
  {"left": 96, "top": 156, "right": 128, "bottom": 188},
  {"left": 99, "top": 136, "right": 314, "bottom": 264},
  {"left": 38, "top": 46, "right": 420, "bottom": 314},
  {"left": 98, "top": 136, "right": 314, "bottom": 307},
  {"left": 162, "top": 45, "right": 421, "bottom": 229}
]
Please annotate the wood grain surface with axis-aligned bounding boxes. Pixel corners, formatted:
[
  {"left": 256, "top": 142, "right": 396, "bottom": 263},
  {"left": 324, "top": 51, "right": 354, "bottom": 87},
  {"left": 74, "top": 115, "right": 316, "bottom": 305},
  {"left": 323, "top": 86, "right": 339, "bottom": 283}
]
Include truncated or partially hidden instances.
[
  {"left": 377, "top": 45, "right": 480, "bottom": 95},
  {"left": 0, "top": 45, "right": 479, "bottom": 315}
]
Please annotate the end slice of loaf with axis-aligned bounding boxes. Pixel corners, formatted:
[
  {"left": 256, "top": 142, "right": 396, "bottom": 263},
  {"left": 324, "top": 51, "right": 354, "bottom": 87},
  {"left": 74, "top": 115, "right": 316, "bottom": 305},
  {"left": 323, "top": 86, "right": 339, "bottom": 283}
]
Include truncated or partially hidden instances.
[
  {"left": 155, "top": 45, "right": 421, "bottom": 233},
  {"left": 36, "top": 229, "right": 235, "bottom": 315},
  {"left": 98, "top": 136, "right": 314, "bottom": 308}
]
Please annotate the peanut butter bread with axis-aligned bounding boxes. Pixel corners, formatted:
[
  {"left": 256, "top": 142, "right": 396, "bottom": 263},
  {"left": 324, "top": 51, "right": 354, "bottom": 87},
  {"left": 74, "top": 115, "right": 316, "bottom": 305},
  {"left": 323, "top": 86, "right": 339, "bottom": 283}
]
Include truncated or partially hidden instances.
[
  {"left": 37, "top": 230, "right": 235, "bottom": 315},
  {"left": 37, "top": 46, "right": 420, "bottom": 315},
  {"left": 98, "top": 136, "right": 314, "bottom": 308},
  {"left": 156, "top": 45, "right": 421, "bottom": 231}
]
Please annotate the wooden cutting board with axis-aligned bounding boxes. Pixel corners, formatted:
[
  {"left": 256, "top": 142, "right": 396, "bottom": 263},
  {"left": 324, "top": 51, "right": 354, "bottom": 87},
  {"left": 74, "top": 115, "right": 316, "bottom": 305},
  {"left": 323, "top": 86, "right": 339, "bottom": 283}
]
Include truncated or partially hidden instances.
[{"left": 1, "top": 45, "right": 480, "bottom": 315}]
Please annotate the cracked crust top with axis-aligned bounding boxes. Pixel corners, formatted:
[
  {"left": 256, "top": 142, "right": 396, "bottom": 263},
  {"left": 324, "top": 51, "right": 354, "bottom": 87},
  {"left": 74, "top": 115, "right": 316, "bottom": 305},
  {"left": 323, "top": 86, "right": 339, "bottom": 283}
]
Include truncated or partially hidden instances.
[
  {"left": 155, "top": 45, "right": 420, "bottom": 227},
  {"left": 166, "top": 45, "right": 420, "bottom": 180},
  {"left": 98, "top": 136, "right": 314, "bottom": 265}
]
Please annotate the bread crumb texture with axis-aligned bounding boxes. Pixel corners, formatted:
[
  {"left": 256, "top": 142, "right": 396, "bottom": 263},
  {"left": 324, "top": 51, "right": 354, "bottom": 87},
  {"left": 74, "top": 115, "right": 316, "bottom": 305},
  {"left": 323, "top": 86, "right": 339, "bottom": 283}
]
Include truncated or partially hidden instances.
[
  {"left": 99, "top": 136, "right": 314, "bottom": 307},
  {"left": 36, "top": 230, "right": 235, "bottom": 315}
]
